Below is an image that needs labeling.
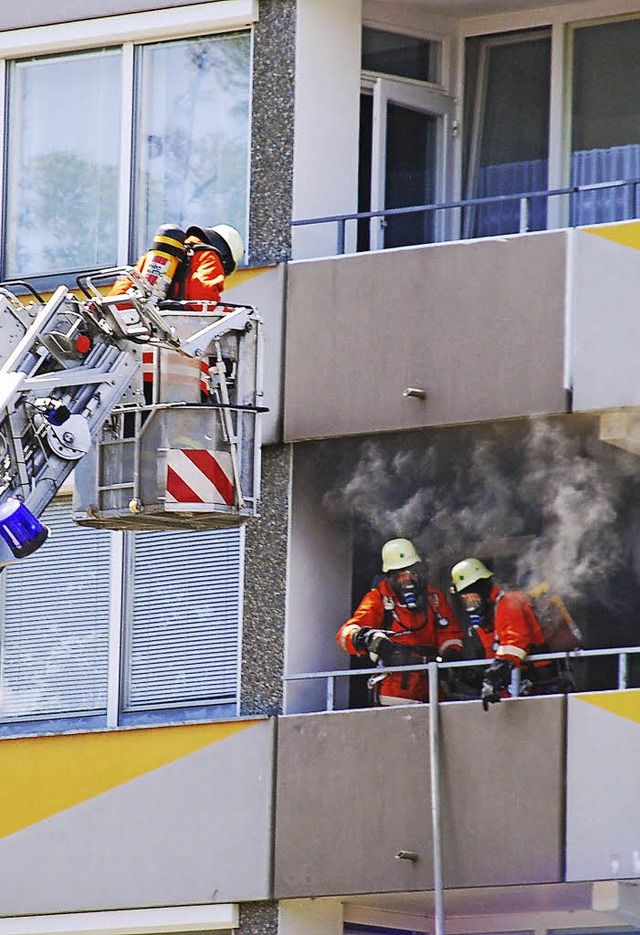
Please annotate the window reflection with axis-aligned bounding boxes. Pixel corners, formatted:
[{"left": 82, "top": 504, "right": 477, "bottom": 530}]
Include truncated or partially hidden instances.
[
  {"left": 6, "top": 49, "right": 121, "bottom": 278},
  {"left": 132, "top": 33, "right": 251, "bottom": 258}
]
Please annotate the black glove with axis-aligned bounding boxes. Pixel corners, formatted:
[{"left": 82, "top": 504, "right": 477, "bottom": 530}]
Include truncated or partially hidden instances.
[
  {"left": 440, "top": 647, "right": 463, "bottom": 663},
  {"left": 352, "top": 627, "right": 395, "bottom": 663},
  {"left": 481, "top": 658, "right": 514, "bottom": 711}
]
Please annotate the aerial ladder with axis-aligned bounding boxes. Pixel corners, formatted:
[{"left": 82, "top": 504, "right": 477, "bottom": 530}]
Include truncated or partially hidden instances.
[{"left": 0, "top": 266, "right": 264, "bottom": 565}]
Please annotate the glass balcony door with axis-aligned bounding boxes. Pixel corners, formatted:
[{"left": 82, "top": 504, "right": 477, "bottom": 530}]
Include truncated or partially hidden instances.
[{"left": 359, "top": 77, "right": 454, "bottom": 251}]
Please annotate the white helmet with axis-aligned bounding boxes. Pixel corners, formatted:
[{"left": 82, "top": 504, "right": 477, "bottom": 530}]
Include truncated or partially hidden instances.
[
  {"left": 186, "top": 223, "right": 244, "bottom": 275},
  {"left": 381, "top": 538, "right": 421, "bottom": 573},
  {"left": 451, "top": 557, "right": 493, "bottom": 593}
]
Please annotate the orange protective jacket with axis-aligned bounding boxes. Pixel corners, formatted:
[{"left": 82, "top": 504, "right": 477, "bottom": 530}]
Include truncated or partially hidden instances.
[
  {"left": 110, "top": 235, "right": 226, "bottom": 304},
  {"left": 489, "top": 585, "right": 548, "bottom": 668},
  {"left": 336, "top": 578, "right": 464, "bottom": 704}
]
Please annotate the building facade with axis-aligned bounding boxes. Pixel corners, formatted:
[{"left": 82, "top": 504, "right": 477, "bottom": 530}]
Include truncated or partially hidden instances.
[{"left": 1, "top": 1, "right": 640, "bottom": 934}]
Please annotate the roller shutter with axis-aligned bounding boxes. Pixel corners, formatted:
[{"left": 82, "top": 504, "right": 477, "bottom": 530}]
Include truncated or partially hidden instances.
[
  {"left": 0, "top": 497, "right": 111, "bottom": 721},
  {"left": 122, "top": 525, "right": 242, "bottom": 710}
]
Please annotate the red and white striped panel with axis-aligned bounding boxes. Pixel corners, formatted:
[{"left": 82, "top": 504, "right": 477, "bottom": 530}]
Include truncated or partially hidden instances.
[{"left": 165, "top": 449, "right": 236, "bottom": 506}]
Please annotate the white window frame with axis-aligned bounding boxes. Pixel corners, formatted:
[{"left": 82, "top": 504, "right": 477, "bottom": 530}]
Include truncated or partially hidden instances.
[
  {"left": 0, "top": 0, "right": 258, "bottom": 269},
  {"left": 0, "top": 498, "right": 245, "bottom": 732},
  {"left": 457, "top": 2, "right": 640, "bottom": 233},
  {"left": 362, "top": 72, "right": 456, "bottom": 250}
]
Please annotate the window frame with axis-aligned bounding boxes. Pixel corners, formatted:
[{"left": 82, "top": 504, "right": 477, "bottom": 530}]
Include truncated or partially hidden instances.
[
  {"left": 0, "top": 497, "right": 245, "bottom": 737},
  {"left": 0, "top": 0, "right": 257, "bottom": 288}
]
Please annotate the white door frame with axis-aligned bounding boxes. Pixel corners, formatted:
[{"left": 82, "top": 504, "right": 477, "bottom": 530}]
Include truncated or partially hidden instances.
[{"left": 367, "top": 74, "right": 455, "bottom": 250}]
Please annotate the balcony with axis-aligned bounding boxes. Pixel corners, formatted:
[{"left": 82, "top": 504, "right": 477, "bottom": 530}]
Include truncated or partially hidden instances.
[{"left": 285, "top": 201, "right": 640, "bottom": 442}]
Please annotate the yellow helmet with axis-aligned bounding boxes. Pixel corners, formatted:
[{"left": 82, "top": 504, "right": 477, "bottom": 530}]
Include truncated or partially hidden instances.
[
  {"left": 451, "top": 557, "right": 493, "bottom": 593},
  {"left": 381, "top": 538, "right": 421, "bottom": 573}
]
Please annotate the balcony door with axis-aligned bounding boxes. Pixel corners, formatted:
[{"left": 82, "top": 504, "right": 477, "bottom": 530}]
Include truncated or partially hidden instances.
[{"left": 359, "top": 77, "right": 455, "bottom": 251}]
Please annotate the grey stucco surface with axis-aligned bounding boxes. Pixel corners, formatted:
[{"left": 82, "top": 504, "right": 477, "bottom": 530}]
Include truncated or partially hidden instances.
[
  {"left": 238, "top": 901, "right": 279, "bottom": 934},
  {"left": 241, "top": 443, "right": 291, "bottom": 715},
  {"left": 249, "top": 0, "right": 296, "bottom": 265}
]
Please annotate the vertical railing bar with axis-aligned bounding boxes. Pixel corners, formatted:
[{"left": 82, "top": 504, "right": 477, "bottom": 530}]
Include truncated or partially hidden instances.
[
  {"left": 337, "top": 219, "right": 346, "bottom": 256},
  {"left": 428, "top": 661, "right": 445, "bottom": 935},
  {"left": 326, "top": 674, "right": 335, "bottom": 712},
  {"left": 618, "top": 653, "right": 629, "bottom": 692},
  {"left": 519, "top": 197, "right": 529, "bottom": 233}
]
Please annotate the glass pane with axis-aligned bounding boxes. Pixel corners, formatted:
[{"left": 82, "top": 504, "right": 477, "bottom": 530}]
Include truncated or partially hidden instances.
[
  {"left": 357, "top": 92, "right": 373, "bottom": 252},
  {"left": 362, "top": 27, "right": 439, "bottom": 83},
  {"left": 466, "top": 35, "right": 550, "bottom": 237},
  {"left": 571, "top": 18, "right": 640, "bottom": 225},
  {"left": 6, "top": 49, "right": 121, "bottom": 277},
  {"left": 384, "top": 103, "right": 437, "bottom": 248},
  {"left": 0, "top": 499, "right": 111, "bottom": 721},
  {"left": 133, "top": 32, "right": 251, "bottom": 258}
]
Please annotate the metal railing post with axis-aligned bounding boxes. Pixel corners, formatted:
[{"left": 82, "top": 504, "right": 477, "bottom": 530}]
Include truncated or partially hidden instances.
[
  {"left": 428, "top": 661, "right": 445, "bottom": 935},
  {"left": 326, "top": 675, "right": 335, "bottom": 711},
  {"left": 519, "top": 197, "right": 529, "bottom": 232},
  {"left": 618, "top": 653, "right": 629, "bottom": 691},
  {"left": 337, "top": 219, "right": 346, "bottom": 256}
]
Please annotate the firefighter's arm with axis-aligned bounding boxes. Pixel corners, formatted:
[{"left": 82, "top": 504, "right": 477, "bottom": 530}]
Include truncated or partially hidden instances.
[
  {"left": 189, "top": 250, "right": 226, "bottom": 302},
  {"left": 336, "top": 590, "right": 387, "bottom": 656},
  {"left": 493, "top": 592, "right": 531, "bottom": 667},
  {"left": 108, "top": 257, "right": 145, "bottom": 296}
]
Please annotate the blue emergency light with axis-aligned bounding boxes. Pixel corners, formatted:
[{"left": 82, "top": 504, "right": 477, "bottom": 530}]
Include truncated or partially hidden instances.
[{"left": 0, "top": 497, "right": 49, "bottom": 558}]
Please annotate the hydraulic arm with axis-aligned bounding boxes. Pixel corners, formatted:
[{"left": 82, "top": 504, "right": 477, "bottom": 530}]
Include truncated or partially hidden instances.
[{"left": 0, "top": 268, "right": 262, "bottom": 562}]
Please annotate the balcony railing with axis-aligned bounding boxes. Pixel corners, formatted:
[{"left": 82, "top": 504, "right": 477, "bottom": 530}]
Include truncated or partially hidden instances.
[
  {"left": 283, "top": 645, "right": 640, "bottom": 713},
  {"left": 291, "top": 177, "right": 640, "bottom": 257}
]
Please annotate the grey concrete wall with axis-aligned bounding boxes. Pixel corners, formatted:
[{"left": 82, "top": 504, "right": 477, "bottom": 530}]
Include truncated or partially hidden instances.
[
  {"left": 284, "top": 232, "right": 569, "bottom": 441},
  {"left": 249, "top": 0, "right": 296, "bottom": 266},
  {"left": 274, "top": 697, "right": 565, "bottom": 897},
  {"left": 241, "top": 443, "right": 291, "bottom": 716}
]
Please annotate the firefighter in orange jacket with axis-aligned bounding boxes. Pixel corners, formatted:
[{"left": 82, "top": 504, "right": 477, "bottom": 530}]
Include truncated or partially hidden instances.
[
  {"left": 450, "top": 557, "right": 573, "bottom": 709},
  {"left": 337, "top": 538, "right": 464, "bottom": 706},
  {"left": 110, "top": 222, "right": 244, "bottom": 304},
  {"left": 170, "top": 223, "right": 244, "bottom": 303}
]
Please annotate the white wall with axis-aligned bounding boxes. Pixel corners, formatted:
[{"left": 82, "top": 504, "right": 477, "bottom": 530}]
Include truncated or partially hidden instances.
[
  {"left": 291, "top": 0, "right": 362, "bottom": 260},
  {"left": 284, "top": 445, "right": 353, "bottom": 714},
  {"left": 279, "top": 898, "right": 343, "bottom": 935}
]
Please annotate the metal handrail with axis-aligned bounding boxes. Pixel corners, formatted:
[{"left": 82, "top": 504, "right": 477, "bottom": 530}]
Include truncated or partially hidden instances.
[
  {"left": 282, "top": 645, "right": 640, "bottom": 712},
  {"left": 291, "top": 177, "right": 640, "bottom": 255}
]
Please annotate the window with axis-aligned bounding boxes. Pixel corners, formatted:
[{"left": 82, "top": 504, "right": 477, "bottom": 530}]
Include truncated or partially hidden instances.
[
  {"left": 0, "top": 4, "right": 253, "bottom": 280},
  {"left": 0, "top": 497, "right": 243, "bottom": 734},
  {"left": 359, "top": 28, "right": 453, "bottom": 250},
  {"left": 570, "top": 17, "right": 640, "bottom": 225},
  {"left": 362, "top": 26, "right": 440, "bottom": 84},
  {"left": 464, "top": 30, "right": 551, "bottom": 237},
  {"left": 6, "top": 49, "right": 122, "bottom": 277}
]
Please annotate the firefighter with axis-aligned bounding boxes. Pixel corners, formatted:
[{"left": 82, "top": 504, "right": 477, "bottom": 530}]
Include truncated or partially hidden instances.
[
  {"left": 450, "top": 557, "right": 574, "bottom": 710},
  {"left": 336, "top": 538, "right": 464, "bottom": 706},
  {"left": 170, "top": 223, "right": 244, "bottom": 304},
  {"left": 110, "top": 222, "right": 244, "bottom": 304}
]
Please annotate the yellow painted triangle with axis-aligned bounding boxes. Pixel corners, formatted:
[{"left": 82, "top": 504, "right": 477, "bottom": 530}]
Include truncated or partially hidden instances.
[
  {"left": 225, "top": 265, "right": 271, "bottom": 288},
  {"left": 582, "top": 220, "right": 640, "bottom": 251},
  {"left": 0, "top": 719, "right": 255, "bottom": 839},
  {"left": 576, "top": 688, "right": 640, "bottom": 724}
]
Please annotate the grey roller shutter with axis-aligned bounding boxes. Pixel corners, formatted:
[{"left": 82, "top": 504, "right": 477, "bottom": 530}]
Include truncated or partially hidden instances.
[
  {"left": 123, "top": 526, "right": 242, "bottom": 710},
  {"left": 0, "top": 497, "right": 111, "bottom": 721}
]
